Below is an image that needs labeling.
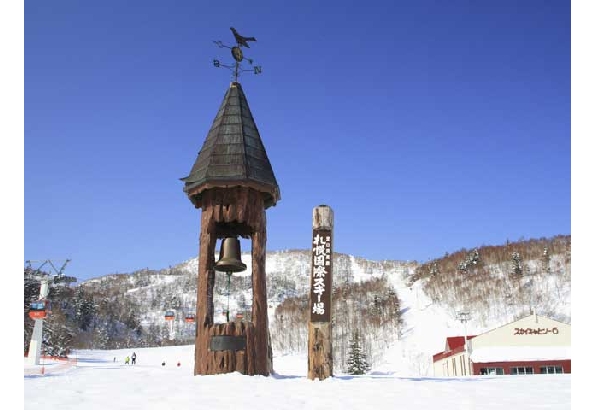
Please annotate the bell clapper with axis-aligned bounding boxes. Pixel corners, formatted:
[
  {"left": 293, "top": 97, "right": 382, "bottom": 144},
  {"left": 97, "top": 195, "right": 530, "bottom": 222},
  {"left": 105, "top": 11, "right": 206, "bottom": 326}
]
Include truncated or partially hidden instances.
[{"left": 214, "top": 236, "right": 248, "bottom": 323}]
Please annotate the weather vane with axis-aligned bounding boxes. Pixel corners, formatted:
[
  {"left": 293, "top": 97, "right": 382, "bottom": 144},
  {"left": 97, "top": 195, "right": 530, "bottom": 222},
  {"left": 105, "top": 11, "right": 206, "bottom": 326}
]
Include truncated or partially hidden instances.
[{"left": 213, "top": 27, "right": 262, "bottom": 82}]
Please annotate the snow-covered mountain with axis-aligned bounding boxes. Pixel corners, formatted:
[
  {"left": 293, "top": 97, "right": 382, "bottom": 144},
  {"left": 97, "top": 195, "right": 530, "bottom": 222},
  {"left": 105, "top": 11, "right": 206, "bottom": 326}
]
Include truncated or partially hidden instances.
[{"left": 75, "top": 236, "right": 570, "bottom": 376}]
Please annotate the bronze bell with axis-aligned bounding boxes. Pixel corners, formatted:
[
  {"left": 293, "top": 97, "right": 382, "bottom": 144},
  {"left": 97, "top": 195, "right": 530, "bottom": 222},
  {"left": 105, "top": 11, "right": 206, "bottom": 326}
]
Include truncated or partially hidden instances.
[{"left": 214, "top": 237, "right": 247, "bottom": 273}]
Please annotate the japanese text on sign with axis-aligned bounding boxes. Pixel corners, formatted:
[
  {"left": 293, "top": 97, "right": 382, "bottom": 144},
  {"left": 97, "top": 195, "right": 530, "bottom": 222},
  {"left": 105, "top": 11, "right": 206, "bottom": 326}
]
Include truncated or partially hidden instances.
[
  {"left": 514, "top": 327, "right": 559, "bottom": 335},
  {"left": 310, "top": 229, "right": 332, "bottom": 322}
]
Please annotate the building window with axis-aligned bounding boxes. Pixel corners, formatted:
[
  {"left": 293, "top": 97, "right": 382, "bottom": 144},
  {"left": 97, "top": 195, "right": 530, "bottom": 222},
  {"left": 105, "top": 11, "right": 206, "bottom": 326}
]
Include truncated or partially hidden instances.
[
  {"left": 510, "top": 366, "right": 534, "bottom": 375},
  {"left": 480, "top": 367, "right": 504, "bottom": 375},
  {"left": 540, "top": 365, "right": 563, "bottom": 374}
]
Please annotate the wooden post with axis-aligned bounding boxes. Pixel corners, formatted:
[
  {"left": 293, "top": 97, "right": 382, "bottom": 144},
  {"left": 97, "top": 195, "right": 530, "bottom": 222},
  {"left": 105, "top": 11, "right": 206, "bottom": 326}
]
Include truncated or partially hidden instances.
[
  {"left": 194, "top": 205, "right": 216, "bottom": 375},
  {"left": 308, "top": 205, "right": 334, "bottom": 380},
  {"left": 251, "top": 214, "right": 272, "bottom": 375}
]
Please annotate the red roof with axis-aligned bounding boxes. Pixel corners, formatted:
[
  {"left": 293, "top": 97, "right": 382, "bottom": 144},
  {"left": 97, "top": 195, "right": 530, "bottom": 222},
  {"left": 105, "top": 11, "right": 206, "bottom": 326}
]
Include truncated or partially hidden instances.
[
  {"left": 433, "top": 335, "right": 477, "bottom": 363},
  {"left": 446, "top": 335, "right": 476, "bottom": 351}
]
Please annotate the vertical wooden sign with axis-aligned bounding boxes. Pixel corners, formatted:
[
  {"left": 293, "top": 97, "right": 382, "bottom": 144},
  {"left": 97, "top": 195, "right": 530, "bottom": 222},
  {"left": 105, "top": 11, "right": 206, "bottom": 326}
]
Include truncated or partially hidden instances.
[
  {"left": 308, "top": 205, "right": 333, "bottom": 380},
  {"left": 310, "top": 228, "right": 332, "bottom": 322}
]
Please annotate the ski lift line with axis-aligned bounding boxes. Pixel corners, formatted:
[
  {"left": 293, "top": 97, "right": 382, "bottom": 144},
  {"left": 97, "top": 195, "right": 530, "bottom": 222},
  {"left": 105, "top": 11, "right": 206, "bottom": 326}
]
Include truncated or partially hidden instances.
[{"left": 26, "top": 259, "right": 72, "bottom": 366}]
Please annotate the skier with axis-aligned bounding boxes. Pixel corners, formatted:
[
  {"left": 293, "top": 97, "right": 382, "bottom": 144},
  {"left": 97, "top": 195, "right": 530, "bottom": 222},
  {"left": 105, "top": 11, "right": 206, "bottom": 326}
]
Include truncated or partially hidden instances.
[
  {"left": 131, "top": 352, "right": 137, "bottom": 365},
  {"left": 124, "top": 356, "right": 130, "bottom": 365}
]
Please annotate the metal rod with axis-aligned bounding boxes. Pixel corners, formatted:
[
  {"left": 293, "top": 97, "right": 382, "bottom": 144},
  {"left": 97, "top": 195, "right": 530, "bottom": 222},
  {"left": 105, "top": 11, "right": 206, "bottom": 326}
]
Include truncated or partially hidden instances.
[{"left": 226, "top": 272, "right": 232, "bottom": 322}]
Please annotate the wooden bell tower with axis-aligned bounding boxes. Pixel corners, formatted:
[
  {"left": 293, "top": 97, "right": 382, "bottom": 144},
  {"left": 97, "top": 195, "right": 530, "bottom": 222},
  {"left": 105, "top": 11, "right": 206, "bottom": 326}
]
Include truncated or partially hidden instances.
[{"left": 181, "top": 81, "right": 280, "bottom": 376}]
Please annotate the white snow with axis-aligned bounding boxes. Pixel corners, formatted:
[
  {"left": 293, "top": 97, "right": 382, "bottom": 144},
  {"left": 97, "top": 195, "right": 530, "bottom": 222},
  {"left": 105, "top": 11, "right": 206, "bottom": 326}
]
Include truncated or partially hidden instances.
[
  {"left": 372, "top": 272, "right": 474, "bottom": 376},
  {"left": 23, "top": 345, "right": 571, "bottom": 410},
  {"left": 20, "top": 264, "right": 577, "bottom": 409},
  {"left": 20, "top": 250, "right": 577, "bottom": 409}
]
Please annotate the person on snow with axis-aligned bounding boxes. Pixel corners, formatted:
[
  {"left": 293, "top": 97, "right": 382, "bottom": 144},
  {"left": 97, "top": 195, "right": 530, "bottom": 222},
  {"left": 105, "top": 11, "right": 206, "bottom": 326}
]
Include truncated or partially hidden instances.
[
  {"left": 131, "top": 352, "right": 137, "bottom": 365},
  {"left": 124, "top": 356, "right": 130, "bottom": 365}
]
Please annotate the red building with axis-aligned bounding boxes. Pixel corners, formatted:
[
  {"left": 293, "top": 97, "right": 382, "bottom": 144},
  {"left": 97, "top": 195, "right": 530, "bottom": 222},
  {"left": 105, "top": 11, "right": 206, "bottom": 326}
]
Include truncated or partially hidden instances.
[{"left": 433, "top": 314, "right": 570, "bottom": 376}]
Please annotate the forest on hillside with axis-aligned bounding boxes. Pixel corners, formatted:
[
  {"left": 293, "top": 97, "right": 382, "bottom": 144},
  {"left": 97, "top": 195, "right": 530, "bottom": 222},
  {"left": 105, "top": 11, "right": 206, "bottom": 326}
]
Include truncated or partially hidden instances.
[
  {"left": 271, "top": 276, "right": 402, "bottom": 372},
  {"left": 23, "top": 268, "right": 180, "bottom": 356},
  {"left": 410, "top": 235, "right": 571, "bottom": 325}
]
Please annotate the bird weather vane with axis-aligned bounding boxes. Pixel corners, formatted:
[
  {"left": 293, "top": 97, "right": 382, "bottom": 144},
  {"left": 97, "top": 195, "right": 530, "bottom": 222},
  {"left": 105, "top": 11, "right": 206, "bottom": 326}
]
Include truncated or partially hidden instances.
[{"left": 213, "top": 27, "right": 262, "bottom": 82}]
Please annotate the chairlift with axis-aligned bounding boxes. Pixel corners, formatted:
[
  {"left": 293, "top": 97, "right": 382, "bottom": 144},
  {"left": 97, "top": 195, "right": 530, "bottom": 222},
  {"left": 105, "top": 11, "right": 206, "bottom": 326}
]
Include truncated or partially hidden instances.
[
  {"left": 184, "top": 313, "right": 195, "bottom": 323},
  {"left": 29, "top": 300, "right": 50, "bottom": 320},
  {"left": 165, "top": 310, "right": 175, "bottom": 321}
]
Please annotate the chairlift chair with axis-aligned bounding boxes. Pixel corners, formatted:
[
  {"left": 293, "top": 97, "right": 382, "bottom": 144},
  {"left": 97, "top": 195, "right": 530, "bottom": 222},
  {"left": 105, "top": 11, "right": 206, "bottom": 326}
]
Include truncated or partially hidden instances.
[
  {"left": 165, "top": 310, "right": 175, "bottom": 321},
  {"left": 29, "top": 300, "right": 50, "bottom": 320}
]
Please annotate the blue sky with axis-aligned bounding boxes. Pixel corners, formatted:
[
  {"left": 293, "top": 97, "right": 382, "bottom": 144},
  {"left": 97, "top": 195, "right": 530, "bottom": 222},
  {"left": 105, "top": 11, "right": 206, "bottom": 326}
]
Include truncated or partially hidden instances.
[{"left": 23, "top": 0, "right": 571, "bottom": 281}]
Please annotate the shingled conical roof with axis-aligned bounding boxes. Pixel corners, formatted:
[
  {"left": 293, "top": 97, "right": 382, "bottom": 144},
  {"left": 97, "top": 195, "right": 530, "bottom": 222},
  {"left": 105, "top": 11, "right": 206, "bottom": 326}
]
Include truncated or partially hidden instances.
[{"left": 181, "top": 82, "right": 280, "bottom": 208}]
